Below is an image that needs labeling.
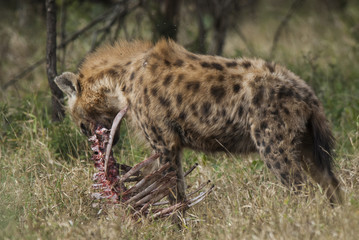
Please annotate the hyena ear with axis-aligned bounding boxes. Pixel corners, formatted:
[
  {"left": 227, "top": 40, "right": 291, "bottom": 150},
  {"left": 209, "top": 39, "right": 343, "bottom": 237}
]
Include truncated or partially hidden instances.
[{"left": 54, "top": 72, "right": 79, "bottom": 97}]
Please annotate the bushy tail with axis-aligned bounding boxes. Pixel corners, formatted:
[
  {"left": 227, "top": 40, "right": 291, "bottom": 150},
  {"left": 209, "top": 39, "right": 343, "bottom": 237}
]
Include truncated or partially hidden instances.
[
  {"left": 308, "top": 109, "right": 342, "bottom": 204},
  {"left": 309, "top": 110, "right": 335, "bottom": 172}
]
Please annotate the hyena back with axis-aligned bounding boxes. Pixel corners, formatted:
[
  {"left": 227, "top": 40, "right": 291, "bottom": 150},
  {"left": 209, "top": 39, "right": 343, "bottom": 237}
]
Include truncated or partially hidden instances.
[{"left": 55, "top": 39, "right": 342, "bottom": 204}]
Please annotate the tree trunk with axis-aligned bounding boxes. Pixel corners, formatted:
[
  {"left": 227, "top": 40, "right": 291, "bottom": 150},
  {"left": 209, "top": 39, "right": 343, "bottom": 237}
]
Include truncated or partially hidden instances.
[
  {"left": 162, "top": 0, "right": 181, "bottom": 40},
  {"left": 46, "top": 0, "right": 65, "bottom": 122}
]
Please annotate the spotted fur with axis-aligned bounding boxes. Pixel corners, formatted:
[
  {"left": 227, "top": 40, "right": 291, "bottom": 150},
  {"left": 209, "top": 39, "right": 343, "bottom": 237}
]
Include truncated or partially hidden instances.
[{"left": 55, "top": 39, "right": 342, "bottom": 204}]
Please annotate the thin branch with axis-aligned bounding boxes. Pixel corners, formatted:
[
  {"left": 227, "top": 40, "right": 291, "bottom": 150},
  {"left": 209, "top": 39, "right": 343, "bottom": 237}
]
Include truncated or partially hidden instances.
[
  {"left": 57, "top": 7, "right": 114, "bottom": 49},
  {"left": 2, "top": 58, "right": 45, "bottom": 89},
  {"left": 269, "top": 0, "right": 304, "bottom": 59},
  {"left": 3, "top": 1, "right": 140, "bottom": 90}
]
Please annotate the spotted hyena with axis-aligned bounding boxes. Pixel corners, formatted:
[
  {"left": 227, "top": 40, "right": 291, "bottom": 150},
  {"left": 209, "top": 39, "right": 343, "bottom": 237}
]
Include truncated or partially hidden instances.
[{"left": 55, "top": 39, "right": 342, "bottom": 204}]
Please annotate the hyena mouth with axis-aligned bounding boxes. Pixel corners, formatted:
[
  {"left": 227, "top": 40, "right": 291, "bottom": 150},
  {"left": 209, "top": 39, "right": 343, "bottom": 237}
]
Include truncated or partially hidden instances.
[{"left": 89, "top": 106, "right": 214, "bottom": 219}]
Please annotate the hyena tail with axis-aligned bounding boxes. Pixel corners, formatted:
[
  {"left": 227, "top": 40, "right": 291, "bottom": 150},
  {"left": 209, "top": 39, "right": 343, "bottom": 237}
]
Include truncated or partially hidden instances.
[{"left": 306, "top": 109, "right": 343, "bottom": 204}]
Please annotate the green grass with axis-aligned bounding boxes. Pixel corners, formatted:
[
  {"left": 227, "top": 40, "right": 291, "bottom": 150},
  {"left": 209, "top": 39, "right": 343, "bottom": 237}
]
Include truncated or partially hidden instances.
[{"left": 1, "top": 1, "right": 359, "bottom": 239}]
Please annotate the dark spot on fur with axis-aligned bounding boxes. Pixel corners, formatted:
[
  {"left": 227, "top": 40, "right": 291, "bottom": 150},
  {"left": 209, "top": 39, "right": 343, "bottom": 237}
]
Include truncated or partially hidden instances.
[
  {"left": 274, "top": 161, "right": 281, "bottom": 169},
  {"left": 211, "top": 63, "right": 224, "bottom": 71},
  {"left": 121, "top": 85, "right": 126, "bottom": 92},
  {"left": 107, "top": 69, "right": 120, "bottom": 79},
  {"left": 176, "top": 94, "right": 182, "bottom": 106},
  {"left": 151, "top": 88, "right": 158, "bottom": 96},
  {"left": 252, "top": 86, "right": 264, "bottom": 106},
  {"left": 226, "top": 118, "right": 234, "bottom": 126},
  {"left": 177, "top": 74, "right": 184, "bottom": 83},
  {"left": 164, "top": 59, "right": 171, "bottom": 66},
  {"left": 210, "top": 86, "right": 226, "bottom": 102},
  {"left": 130, "top": 72, "right": 135, "bottom": 81},
  {"left": 200, "top": 62, "right": 211, "bottom": 68},
  {"left": 79, "top": 73, "right": 84, "bottom": 78},
  {"left": 260, "top": 121, "right": 268, "bottom": 130},
  {"left": 271, "top": 109, "right": 279, "bottom": 116},
  {"left": 125, "top": 61, "right": 131, "bottom": 66},
  {"left": 158, "top": 96, "right": 170, "bottom": 107},
  {"left": 151, "top": 126, "right": 158, "bottom": 136},
  {"left": 284, "top": 157, "right": 289, "bottom": 163},
  {"left": 201, "top": 62, "right": 224, "bottom": 71},
  {"left": 233, "top": 84, "right": 241, "bottom": 93},
  {"left": 265, "top": 61, "right": 275, "bottom": 73},
  {"left": 128, "top": 83, "right": 133, "bottom": 92},
  {"left": 265, "top": 146, "right": 271, "bottom": 155},
  {"left": 240, "top": 60, "right": 252, "bottom": 69},
  {"left": 254, "top": 76, "right": 262, "bottom": 83},
  {"left": 157, "top": 135, "right": 164, "bottom": 144},
  {"left": 218, "top": 75, "right": 225, "bottom": 82},
  {"left": 163, "top": 74, "right": 173, "bottom": 86},
  {"left": 278, "top": 86, "right": 294, "bottom": 99},
  {"left": 139, "top": 76, "right": 144, "bottom": 84},
  {"left": 283, "top": 107, "right": 290, "bottom": 115},
  {"left": 276, "top": 134, "right": 283, "bottom": 141},
  {"left": 279, "top": 148, "right": 284, "bottom": 154},
  {"left": 226, "top": 61, "right": 238, "bottom": 68},
  {"left": 266, "top": 163, "right": 272, "bottom": 169},
  {"left": 237, "top": 106, "right": 243, "bottom": 117},
  {"left": 190, "top": 103, "right": 197, "bottom": 111},
  {"left": 186, "top": 81, "right": 200, "bottom": 92},
  {"left": 173, "top": 59, "right": 184, "bottom": 67},
  {"left": 162, "top": 148, "right": 170, "bottom": 156},
  {"left": 269, "top": 89, "right": 275, "bottom": 101},
  {"left": 222, "top": 109, "right": 226, "bottom": 117},
  {"left": 280, "top": 172, "right": 288, "bottom": 181},
  {"left": 179, "top": 112, "right": 186, "bottom": 120},
  {"left": 201, "top": 102, "right": 211, "bottom": 115}
]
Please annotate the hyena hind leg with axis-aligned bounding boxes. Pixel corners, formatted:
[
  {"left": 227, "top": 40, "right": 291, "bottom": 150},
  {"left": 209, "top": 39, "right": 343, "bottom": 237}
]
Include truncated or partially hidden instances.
[{"left": 252, "top": 125, "right": 308, "bottom": 193}]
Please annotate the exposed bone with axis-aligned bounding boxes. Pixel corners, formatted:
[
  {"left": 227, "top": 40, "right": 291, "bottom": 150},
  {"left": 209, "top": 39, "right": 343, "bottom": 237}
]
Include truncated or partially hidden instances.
[
  {"left": 187, "top": 180, "right": 212, "bottom": 198},
  {"left": 122, "top": 162, "right": 171, "bottom": 198},
  {"left": 104, "top": 107, "right": 128, "bottom": 176},
  {"left": 184, "top": 163, "right": 199, "bottom": 177},
  {"left": 118, "top": 153, "right": 161, "bottom": 184},
  {"left": 89, "top": 108, "right": 214, "bottom": 219}
]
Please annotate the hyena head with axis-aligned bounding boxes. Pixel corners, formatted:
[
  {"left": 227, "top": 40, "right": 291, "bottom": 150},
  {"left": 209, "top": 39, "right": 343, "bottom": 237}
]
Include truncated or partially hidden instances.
[{"left": 55, "top": 72, "right": 124, "bottom": 141}]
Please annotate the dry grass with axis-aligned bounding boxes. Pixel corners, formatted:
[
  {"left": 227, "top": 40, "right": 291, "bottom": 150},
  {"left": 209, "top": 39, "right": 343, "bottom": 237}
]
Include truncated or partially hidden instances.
[{"left": 1, "top": 1, "right": 359, "bottom": 239}]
